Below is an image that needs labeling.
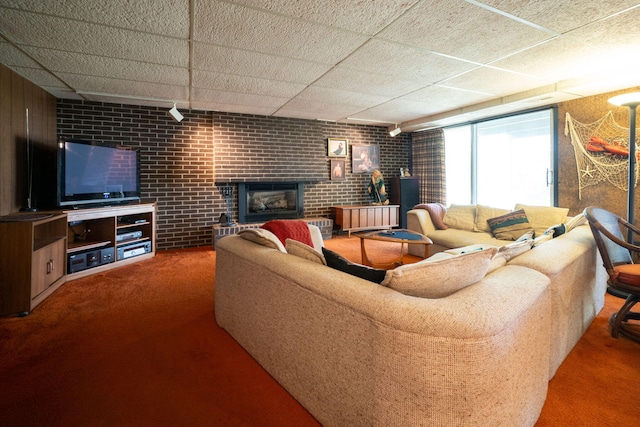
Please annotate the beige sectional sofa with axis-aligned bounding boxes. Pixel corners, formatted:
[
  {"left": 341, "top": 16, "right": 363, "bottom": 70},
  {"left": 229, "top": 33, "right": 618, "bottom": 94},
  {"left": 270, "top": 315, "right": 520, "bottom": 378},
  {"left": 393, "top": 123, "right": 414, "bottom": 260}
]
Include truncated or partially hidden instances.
[
  {"left": 407, "top": 204, "right": 608, "bottom": 377},
  {"left": 215, "top": 231, "right": 551, "bottom": 426},
  {"left": 215, "top": 215, "right": 608, "bottom": 426}
]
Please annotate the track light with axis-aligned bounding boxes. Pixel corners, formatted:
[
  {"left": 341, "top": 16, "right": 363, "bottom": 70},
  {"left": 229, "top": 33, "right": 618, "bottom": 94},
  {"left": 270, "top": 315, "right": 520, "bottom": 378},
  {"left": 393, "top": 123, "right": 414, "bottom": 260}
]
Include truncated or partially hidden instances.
[
  {"left": 389, "top": 125, "right": 401, "bottom": 137},
  {"left": 168, "top": 102, "right": 184, "bottom": 122}
]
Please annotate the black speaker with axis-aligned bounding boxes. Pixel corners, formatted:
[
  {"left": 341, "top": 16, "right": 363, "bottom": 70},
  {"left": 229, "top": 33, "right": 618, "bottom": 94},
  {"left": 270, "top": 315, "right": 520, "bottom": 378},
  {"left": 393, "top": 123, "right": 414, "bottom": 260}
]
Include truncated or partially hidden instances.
[{"left": 390, "top": 177, "right": 419, "bottom": 229}]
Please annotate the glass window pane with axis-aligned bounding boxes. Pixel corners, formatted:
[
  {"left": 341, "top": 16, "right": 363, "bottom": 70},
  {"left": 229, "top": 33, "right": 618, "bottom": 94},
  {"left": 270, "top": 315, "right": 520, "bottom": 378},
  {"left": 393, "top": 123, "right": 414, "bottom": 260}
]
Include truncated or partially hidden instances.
[
  {"left": 444, "top": 126, "right": 472, "bottom": 205},
  {"left": 476, "top": 110, "right": 552, "bottom": 209}
]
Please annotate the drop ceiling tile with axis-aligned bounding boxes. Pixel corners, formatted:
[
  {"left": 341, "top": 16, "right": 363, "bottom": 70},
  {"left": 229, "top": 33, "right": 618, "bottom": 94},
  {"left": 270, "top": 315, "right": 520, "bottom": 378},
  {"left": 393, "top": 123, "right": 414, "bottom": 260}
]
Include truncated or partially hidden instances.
[
  {"left": 378, "top": 0, "right": 551, "bottom": 63},
  {"left": 314, "top": 67, "right": 426, "bottom": 97},
  {"left": 401, "top": 85, "right": 493, "bottom": 107},
  {"left": 192, "top": 69, "right": 306, "bottom": 98},
  {"left": 365, "top": 98, "right": 452, "bottom": 118},
  {"left": 0, "top": 8, "right": 188, "bottom": 66},
  {"left": 565, "top": 6, "right": 640, "bottom": 61},
  {"left": 22, "top": 47, "right": 189, "bottom": 86},
  {"left": 478, "top": 0, "right": 640, "bottom": 33},
  {"left": 440, "top": 66, "right": 547, "bottom": 97},
  {"left": 294, "top": 86, "right": 390, "bottom": 108},
  {"left": 7, "top": 66, "right": 68, "bottom": 87},
  {"left": 192, "top": 43, "right": 331, "bottom": 85},
  {"left": 279, "top": 97, "right": 365, "bottom": 118},
  {"left": 230, "top": 0, "right": 419, "bottom": 35},
  {"left": 192, "top": 87, "right": 288, "bottom": 109},
  {"left": 489, "top": 36, "right": 607, "bottom": 82},
  {"left": 0, "top": 0, "right": 190, "bottom": 37},
  {"left": 558, "top": 74, "right": 640, "bottom": 98},
  {"left": 0, "top": 39, "right": 41, "bottom": 67},
  {"left": 347, "top": 107, "right": 425, "bottom": 124},
  {"left": 340, "top": 39, "right": 478, "bottom": 84},
  {"left": 59, "top": 73, "right": 189, "bottom": 101},
  {"left": 193, "top": 1, "right": 368, "bottom": 64}
]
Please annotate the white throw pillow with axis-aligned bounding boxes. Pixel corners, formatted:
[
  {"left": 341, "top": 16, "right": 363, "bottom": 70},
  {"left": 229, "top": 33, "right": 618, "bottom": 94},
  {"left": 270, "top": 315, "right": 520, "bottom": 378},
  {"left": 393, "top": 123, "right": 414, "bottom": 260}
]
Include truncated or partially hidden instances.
[
  {"left": 565, "top": 213, "right": 587, "bottom": 232},
  {"left": 381, "top": 248, "right": 497, "bottom": 298},
  {"left": 285, "top": 239, "right": 326, "bottom": 265},
  {"left": 497, "top": 238, "right": 534, "bottom": 261},
  {"left": 237, "top": 228, "right": 286, "bottom": 252},
  {"left": 444, "top": 243, "right": 498, "bottom": 255},
  {"left": 443, "top": 205, "right": 477, "bottom": 232}
]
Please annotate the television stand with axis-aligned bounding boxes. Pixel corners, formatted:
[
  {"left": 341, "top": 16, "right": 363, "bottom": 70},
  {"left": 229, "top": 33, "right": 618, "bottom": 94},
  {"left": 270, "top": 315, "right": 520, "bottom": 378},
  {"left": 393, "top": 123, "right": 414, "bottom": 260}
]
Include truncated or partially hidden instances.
[{"left": 65, "top": 201, "right": 156, "bottom": 280}]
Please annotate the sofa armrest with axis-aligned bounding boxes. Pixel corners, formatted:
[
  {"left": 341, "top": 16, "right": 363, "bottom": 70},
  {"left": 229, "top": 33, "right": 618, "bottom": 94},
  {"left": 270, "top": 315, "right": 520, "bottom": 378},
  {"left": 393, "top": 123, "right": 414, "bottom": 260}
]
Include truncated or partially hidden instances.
[
  {"left": 407, "top": 209, "right": 438, "bottom": 235},
  {"left": 307, "top": 224, "right": 324, "bottom": 251}
]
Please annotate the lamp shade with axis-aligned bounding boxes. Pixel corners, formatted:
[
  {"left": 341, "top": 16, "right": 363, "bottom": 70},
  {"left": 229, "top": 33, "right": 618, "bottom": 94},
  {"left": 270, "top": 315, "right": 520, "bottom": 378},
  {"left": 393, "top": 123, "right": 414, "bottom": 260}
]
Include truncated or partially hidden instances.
[{"left": 608, "top": 92, "right": 640, "bottom": 107}]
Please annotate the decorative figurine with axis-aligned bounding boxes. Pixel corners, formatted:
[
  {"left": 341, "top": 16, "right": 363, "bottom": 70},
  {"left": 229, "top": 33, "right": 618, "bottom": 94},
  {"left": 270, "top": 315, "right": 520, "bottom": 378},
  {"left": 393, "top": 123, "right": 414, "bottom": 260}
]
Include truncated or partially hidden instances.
[{"left": 367, "top": 169, "right": 389, "bottom": 205}]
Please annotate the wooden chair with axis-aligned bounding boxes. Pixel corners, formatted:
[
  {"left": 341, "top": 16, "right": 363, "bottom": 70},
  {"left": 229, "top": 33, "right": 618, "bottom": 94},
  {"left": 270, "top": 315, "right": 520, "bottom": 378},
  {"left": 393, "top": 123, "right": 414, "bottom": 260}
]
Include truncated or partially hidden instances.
[{"left": 584, "top": 207, "right": 640, "bottom": 342}]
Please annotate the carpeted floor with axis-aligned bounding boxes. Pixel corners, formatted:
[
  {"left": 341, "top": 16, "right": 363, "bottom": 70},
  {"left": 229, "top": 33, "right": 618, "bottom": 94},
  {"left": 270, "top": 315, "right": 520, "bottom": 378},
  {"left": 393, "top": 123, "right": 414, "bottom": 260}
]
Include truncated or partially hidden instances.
[{"left": 1, "top": 237, "right": 638, "bottom": 426}]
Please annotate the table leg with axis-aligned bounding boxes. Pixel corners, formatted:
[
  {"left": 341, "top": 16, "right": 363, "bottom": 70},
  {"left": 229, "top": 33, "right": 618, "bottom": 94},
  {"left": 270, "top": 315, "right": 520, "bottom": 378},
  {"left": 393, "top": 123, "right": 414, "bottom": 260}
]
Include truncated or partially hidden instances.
[{"left": 360, "top": 238, "right": 372, "bottom": 266}]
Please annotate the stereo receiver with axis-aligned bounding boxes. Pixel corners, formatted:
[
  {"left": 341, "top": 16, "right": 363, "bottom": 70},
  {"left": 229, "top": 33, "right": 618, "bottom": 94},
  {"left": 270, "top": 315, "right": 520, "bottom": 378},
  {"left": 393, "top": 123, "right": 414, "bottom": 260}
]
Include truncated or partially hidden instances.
[{"left": 116, "top": 241, "right": 152, "bottom": 261}]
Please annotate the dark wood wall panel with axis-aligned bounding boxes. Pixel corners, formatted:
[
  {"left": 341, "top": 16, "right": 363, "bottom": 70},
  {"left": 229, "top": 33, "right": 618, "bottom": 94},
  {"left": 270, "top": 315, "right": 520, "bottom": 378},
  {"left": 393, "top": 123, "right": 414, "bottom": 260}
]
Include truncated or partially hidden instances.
[{"left": 0, "top": 64, "right": 57, "bottom": 216}]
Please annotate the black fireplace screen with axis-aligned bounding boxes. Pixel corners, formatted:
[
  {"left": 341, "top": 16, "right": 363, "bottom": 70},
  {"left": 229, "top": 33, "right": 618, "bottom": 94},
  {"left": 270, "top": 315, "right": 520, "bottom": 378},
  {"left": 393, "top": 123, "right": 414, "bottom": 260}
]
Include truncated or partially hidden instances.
[{"left": 237, "top": 182, "right": 304, "bottom": 223}]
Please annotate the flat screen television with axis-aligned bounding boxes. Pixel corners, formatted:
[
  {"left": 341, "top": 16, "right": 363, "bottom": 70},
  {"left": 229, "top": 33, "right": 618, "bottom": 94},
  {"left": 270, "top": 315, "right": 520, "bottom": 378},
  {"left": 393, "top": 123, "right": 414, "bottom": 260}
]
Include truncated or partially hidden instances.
[{"left": 57, "top": 139, "right": 141, "bottom": 208}]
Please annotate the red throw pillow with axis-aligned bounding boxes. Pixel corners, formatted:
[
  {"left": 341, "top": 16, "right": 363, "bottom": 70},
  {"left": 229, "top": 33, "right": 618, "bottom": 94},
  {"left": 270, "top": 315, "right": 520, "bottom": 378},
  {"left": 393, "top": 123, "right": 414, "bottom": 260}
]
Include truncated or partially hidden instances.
[{"left": 261, "top": 220, "right": 313, "bottom": 247}]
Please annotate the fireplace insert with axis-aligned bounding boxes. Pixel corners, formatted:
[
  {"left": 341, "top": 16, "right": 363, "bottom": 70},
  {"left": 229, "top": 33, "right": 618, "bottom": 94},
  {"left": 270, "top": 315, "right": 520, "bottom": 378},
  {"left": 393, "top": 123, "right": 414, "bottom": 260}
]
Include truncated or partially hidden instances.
[{"left": 237, "top": 182, "right": 304, "bottom": 223}]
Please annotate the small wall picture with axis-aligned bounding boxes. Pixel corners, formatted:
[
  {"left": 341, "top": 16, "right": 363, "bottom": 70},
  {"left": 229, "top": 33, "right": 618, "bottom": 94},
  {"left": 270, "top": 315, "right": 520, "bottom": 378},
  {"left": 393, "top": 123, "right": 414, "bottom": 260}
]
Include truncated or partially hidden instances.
[
  {"left": 330, "top": 159, "right": 345, "bottom": 180},
  {"left": 352, "top": 144, "right": 380, "bottom": 173},
  {"left": 328, "top": 138, "right": 348, "bottom": 157}
]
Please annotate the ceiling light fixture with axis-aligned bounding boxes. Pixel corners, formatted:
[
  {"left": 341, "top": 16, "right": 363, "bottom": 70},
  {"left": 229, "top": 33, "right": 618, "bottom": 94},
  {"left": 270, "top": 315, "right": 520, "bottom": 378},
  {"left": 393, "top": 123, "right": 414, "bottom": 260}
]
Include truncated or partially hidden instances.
[
  {"left": 389, "top": 124, "right": 401, "bottom": 137},
  {"left": 168, "top": 102, "right": 184, "bottom": 123},
  {"left": 608, "top": 91, "right": 640, "bottom": 238}
]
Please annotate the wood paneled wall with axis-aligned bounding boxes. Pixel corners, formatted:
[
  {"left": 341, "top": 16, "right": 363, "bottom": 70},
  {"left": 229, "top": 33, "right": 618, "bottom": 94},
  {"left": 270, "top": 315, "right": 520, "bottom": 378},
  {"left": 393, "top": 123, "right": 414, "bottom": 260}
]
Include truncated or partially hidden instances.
[{"left": 0, "top": 64, "right": 57, "bottom": 216}]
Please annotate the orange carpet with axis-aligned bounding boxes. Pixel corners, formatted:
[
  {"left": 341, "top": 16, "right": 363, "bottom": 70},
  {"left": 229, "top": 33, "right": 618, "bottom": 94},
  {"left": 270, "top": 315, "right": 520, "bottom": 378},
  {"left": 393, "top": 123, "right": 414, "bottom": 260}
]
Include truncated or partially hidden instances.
[{"left": 0, "top": 237, "right": 638, "bottom": 426}]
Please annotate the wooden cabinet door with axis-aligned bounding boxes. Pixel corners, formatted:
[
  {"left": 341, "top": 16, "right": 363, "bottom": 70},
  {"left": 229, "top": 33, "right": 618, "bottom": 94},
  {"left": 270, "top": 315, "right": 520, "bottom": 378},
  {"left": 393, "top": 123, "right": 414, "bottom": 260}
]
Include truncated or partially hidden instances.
[{"left": 31, "top": 239, "right": 66, "bottom": 298}]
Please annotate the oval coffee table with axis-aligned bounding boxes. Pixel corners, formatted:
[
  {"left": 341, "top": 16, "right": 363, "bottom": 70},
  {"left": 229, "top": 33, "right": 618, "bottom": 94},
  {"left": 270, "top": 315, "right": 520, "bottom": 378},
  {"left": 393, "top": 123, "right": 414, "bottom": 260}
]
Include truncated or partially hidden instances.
[{"left": 356, "top": 229, "right": 432, "bottom": 269}]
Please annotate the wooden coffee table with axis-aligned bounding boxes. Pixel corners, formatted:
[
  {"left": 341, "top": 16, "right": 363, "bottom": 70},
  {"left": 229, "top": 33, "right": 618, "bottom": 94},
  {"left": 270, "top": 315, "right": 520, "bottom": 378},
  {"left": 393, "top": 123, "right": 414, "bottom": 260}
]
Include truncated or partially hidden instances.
[{"left": 357, "top": 229, "right": 432, "bottom": 268}]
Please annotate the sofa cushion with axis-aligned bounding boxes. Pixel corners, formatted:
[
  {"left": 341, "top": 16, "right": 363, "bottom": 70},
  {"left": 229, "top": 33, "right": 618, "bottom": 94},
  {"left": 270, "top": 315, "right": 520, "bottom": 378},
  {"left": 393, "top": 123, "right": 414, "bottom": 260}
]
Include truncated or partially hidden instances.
[
  {"left": 381, "top": 248, "right": 497, "bottom": 298},
  {"left": 237, "top": 228, "right": 286, "bottom": 252},
  {"left": 514, "top": 204, "right": 569, "bottom": 237},
  {"left": 474, "top": 205, "right": 511, "bottom": 233},
  {"left": 322, "top": 247, "right": 387, "bottom": 283},
  {"left": 286, "top": 239, "right": 326, "bottom": 265},
  {"left": 487, "top": 209, "right": 534, "bottom": 240},
  {"left": 443, "top": 205, "right": 477, "bottom": 231}
]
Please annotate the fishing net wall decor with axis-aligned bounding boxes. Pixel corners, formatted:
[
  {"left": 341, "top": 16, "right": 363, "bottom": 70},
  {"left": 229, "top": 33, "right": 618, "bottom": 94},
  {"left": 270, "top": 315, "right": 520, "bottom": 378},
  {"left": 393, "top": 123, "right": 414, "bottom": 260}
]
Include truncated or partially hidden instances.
[{"left": 565, "top": 111, "right": 639, "bottom": 199}]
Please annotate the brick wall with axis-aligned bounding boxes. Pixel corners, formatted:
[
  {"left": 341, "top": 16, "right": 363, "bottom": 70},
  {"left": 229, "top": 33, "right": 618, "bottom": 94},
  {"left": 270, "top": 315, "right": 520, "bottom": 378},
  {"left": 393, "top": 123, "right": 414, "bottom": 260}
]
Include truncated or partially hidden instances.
[
  {"left": 213, "top": 112, "right": 411, "bottom": 220},
  {"left": 57, "top": 100, "right": 410, "bottom": 249}
]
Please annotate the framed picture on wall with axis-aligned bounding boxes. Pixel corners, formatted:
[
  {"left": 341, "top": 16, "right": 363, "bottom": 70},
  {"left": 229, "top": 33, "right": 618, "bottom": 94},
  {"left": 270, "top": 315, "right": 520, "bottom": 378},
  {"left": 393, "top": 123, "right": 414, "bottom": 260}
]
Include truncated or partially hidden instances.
[
  {"left": 328, "top": 138, "right": 348, "bottom": 157},
  {"left": 330, "top": 159, "right": 345, "bottom": 180},
  {"left": 351, "top": 144, "right": 380, "bottom": 173}
]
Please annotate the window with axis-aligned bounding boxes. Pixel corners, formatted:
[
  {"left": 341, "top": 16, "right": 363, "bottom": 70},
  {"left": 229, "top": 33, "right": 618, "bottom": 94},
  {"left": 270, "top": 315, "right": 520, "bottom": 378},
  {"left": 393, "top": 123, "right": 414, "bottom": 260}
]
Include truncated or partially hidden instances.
[{"left": 444, "top": 109, "right": 555, "bottom": 209}]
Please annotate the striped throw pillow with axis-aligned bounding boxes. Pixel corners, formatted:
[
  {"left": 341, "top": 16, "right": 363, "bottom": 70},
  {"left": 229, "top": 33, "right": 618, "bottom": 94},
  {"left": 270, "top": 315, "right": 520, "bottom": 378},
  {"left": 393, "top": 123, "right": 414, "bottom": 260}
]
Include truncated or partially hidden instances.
[{"left": 487, "top": 209, "right": 534, "bottom": 240}]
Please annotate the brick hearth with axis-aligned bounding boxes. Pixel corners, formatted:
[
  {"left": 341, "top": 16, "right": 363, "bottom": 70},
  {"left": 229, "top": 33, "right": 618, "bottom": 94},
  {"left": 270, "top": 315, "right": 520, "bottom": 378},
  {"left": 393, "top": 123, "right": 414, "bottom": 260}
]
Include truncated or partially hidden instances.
[{"left": 212, "top": 217, "right": 333, "bottom": 249}]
